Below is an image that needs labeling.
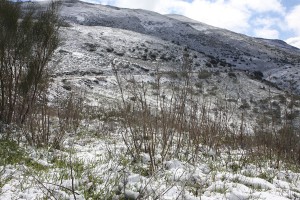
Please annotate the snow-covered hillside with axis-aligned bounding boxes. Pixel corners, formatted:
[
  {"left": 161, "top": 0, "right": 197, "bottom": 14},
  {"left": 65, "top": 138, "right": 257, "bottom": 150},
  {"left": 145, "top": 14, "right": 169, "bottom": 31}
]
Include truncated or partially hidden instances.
[
  {"left": 52, "top": 0, "right": 300, "bottom": 94},
  {"left": 1, "top": 1, "right": 300, "bottom": 200}
]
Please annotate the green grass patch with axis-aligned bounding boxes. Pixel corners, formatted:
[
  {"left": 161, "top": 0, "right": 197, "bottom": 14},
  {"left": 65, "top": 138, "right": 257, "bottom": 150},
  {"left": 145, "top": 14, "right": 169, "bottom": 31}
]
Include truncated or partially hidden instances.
[
  {"left": 258, "top": 172, "right": 273, "bottom": 183},
  {"left": 0, "top": 139, "right": 48, "bottom": 172},
  {"left": 51, "top": 157, "right": 69, "bottom": 169},
  {"left": 24, "top": 158, "right": 48, "bottom": 172},
  {"left": 0, "top": 139, "right": 24, "bottom": 166}
]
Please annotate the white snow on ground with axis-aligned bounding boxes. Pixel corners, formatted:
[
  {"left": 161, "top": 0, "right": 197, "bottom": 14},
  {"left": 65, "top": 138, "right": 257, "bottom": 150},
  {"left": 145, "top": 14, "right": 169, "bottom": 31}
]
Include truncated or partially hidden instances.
[
  {"left": 1, "top": 127, "right": 300, "bottom": 199},
  {"left": 2, "top": 1, "right": 300, "bottom": 199}
]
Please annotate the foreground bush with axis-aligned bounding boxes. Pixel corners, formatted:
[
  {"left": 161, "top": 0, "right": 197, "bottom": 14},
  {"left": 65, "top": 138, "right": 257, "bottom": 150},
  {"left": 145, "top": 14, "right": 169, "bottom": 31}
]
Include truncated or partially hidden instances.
[{"left": 0, "top": 0, "right": 59, "bottom": 127}]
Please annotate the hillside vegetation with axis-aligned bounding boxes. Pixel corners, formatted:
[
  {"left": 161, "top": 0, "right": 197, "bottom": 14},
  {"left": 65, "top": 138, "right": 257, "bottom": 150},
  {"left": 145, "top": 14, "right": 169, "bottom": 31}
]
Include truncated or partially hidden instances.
[{"left": 0, "top": 1, "right": 300, "bottom": 199}]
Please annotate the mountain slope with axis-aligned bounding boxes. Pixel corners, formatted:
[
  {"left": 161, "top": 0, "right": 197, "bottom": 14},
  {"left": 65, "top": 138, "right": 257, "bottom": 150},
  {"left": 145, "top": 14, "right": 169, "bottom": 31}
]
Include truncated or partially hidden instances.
[
  {"left": 46, "top": 0, "right": 300, "bottom": 130},
  {"left": 2, "top": 2, "right": 300, "bottom": 200},
  {"left": 53, "top": 0, "right": 300, "bottom": 94}
]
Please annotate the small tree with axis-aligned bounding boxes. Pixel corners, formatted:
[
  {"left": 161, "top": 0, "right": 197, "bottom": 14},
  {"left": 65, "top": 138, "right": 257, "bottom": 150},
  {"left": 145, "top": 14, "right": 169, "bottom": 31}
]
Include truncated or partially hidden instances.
[{"left": 0, "top": 0, "right": 60, "bottom": 128}]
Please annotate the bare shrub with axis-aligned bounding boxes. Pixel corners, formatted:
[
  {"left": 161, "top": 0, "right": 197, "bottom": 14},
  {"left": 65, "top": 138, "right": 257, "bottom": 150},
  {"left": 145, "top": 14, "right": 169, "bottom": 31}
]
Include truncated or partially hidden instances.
[
  {"left": 252, "top": 93, "right": 300, "bottom": 166},
  {"left": 112, "top": 49, "right": 238, "bottom": 173},
  {"left": 198, "top": 70, "right": 212, "bottom": 79},
  {"left": 0, "top": 1, "right": 60, "bottom": 138},
  {"left": 21, "top": 91, "right": 85, "bottom": 149},
  {"left": 113, "top": 49, "right": 300, "bottom": 169}
]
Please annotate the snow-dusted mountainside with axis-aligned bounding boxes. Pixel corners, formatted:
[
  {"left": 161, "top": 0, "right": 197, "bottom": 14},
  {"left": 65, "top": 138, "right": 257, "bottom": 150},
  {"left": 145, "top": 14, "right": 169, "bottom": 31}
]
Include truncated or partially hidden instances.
[
  {"left": 52, "top": 0, "right": 300, "bottom": 94},
  {"left": 48, "top": 0, "right": 300, "bottom": 130},
  {"left": 2, "top": 2, "right": 300, "bottom": 200}
]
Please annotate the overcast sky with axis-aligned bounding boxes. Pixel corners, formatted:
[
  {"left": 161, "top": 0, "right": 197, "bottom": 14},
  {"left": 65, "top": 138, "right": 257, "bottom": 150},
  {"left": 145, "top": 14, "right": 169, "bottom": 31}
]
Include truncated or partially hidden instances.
[{"left": 82, "top": 0, "right": 300, "bottom": 48}]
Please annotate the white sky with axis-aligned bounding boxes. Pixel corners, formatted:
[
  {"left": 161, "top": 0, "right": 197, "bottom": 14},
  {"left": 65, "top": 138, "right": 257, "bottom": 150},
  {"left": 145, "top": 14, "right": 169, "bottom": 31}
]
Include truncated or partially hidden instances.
[{"left": 84, "top": 0, "right": 300, "bottom": 48}]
